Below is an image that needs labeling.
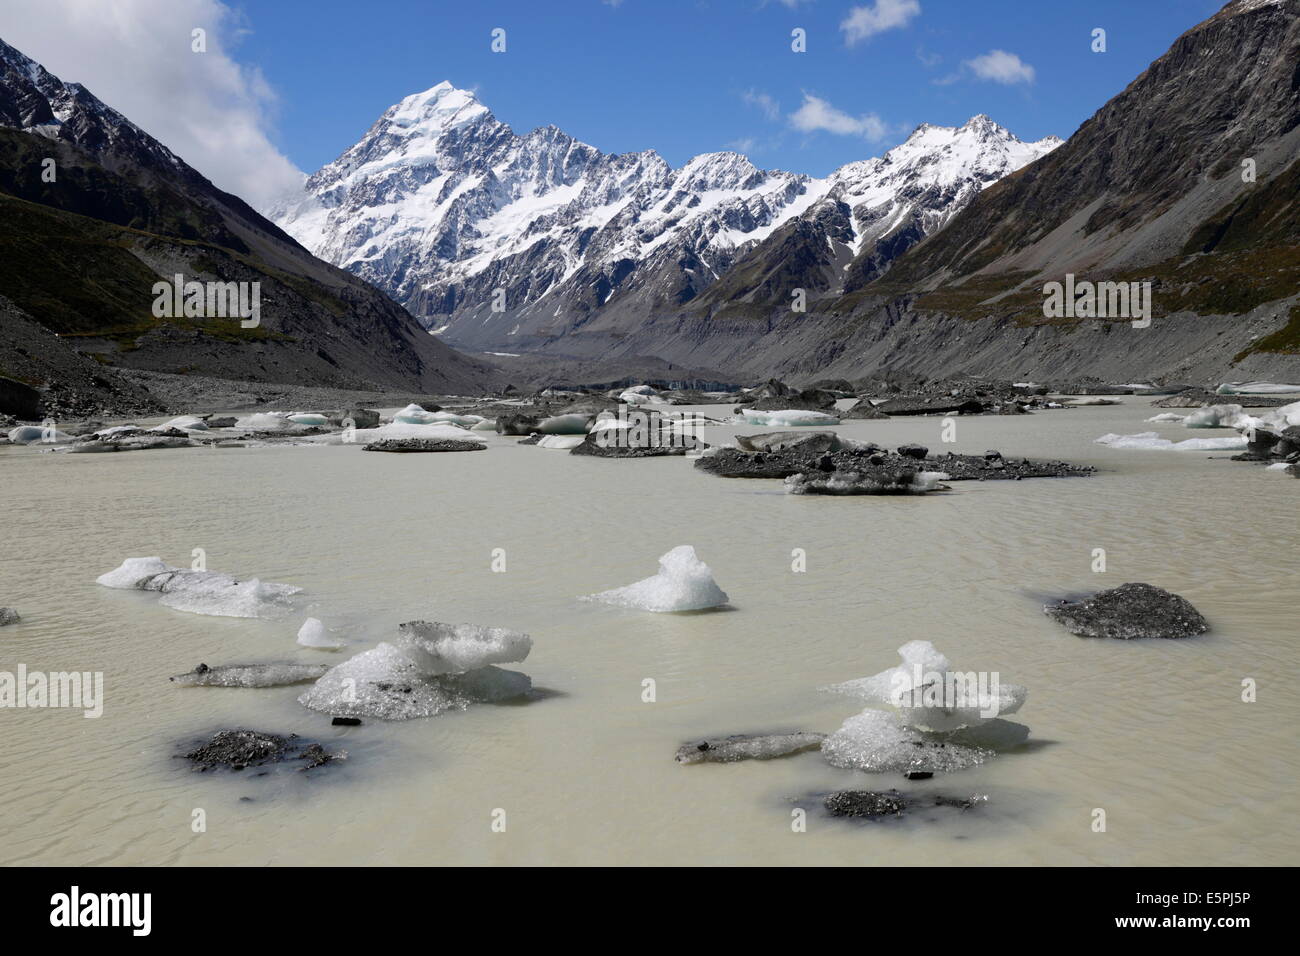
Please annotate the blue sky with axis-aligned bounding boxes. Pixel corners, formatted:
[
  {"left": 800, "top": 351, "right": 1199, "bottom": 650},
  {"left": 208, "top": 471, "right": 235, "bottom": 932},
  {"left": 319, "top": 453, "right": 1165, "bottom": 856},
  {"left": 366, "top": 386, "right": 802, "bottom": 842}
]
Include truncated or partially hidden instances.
[{"left": 235, "top": 0, "right": 1225, "bottom": 176}]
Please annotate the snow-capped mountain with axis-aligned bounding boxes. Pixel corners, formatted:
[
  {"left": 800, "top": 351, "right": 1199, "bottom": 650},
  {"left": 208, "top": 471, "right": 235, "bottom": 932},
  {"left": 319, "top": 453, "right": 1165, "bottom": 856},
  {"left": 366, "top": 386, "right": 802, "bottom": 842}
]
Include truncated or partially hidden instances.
[{"left": 272, "top": 83, "right": 1059, "bottom": 352}]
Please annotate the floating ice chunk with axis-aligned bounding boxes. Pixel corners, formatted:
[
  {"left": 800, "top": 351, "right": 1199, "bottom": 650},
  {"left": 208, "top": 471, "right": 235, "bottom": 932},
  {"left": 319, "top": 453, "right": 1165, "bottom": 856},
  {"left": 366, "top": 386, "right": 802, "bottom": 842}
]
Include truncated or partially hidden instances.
[
  {"left": 537, "top": 435, "right": 585, "bottom": 449},
  {"left": 153, "top": 415, "right": 209, "bottom": 432},
  {"left": 584, "top": 545, "right": 729, "bottom": 612},
  {"left": 1251, "top": 400, "right": 1300, "bottom": 430},
  {"left": 170, "top": 661, "right": 329, "bottom": 687},
  {"left": 297, "top": 617, "right": 344, "bottom": 649},
  {"left": 1216, "top": 382, "right": 1300, "bottom": 395},
  {"left": 7, "top": 425, "right": 73, "bottom": 444},
  {"left": 298, "top": 622, "right": 533, "bottom": 721},
  {"left": 785, "top": 469, "right": 948, "bottom": 495},
  {"left": 393, "top": 403, "right": 440, "bottom": 424},
  {"left": 821, "top": 710, "right": 1026, "bottom": 774},
  {"left": 1094, "top": 431, "right": 1247, "bottom": 451},
  {"left": 539, "top": 413, "right": 591, "bottom": 434},
  {"left": 470, "top": 418, "right": 497, "bottom": 431},
  {"left": 95, "top": 558, "right": 300, "bottom": 618},
  {"left": 1146, "top": 413, "right": 1186, "bottom": 423},
  {"left": 425, "top": 412, "right": 483, "bottom": 426},
  {"left": 95, "top": 556, "right": 173, "bottom": 589},
  {"left": 675, "top": 732, "right": 826, "bottom": 764},
  {"left": 335, "top": 421, "right": 475, "bottom": 445},
  {"left": 823, "top": 639, "right": 1026, "bottom": 731},
  {"left": 1266, "top": 461, "right": 1293, "bottom": 472},
  {"left": 397, "top": 621, "right": 532, "bottom": 675},
  {"left": 1064, "top": 397, "right": 1121, "bottom": 406},
  {"left": 234, "top": 412, "right": 314, "bottom": 433},
  {"left": 741, "top": 409, "right": 840, "bottom": 427},
  {"left": 619, "top": 386, "right": 668, "bottom": 405},
  {"left": 287, "top": 413, "right": 328, "bottom": 426},
  {"left": 1184, "top": 404, "right": 1251, "bottom": 428}
]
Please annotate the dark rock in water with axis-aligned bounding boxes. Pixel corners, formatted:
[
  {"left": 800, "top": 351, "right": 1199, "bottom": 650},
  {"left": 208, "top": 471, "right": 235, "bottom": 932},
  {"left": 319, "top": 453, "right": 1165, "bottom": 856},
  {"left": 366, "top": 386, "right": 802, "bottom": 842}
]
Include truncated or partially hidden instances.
[
  {"left": 331, "top": 716, "right": 362, "bottom": 726},
  {"left": 180, "top": 729, "right": 345, "bottom": 773},
  {"left": 842, "top": 399, "right": 890, "bottom": 420},
  {"left": 786, "top": 467, "right": 945, "bottom": 496},
  {"left": 904, "top": 771, "right": 934, "bottom": 780},
  {"left": 170, "top": 662, "right": 331, "bottom": 687},
  {"left": 1044, "top": 583, "right": 1209, "bottom": 639},
  {"left": 873, "top": 396, "right": 987, "bottom": 416},
  {"left": 675, "top": 732, "right": 826, "bottom": 764},
  {"left": 569, "top": 431, "right": 701, "bottom": 457},
  {"left": 341, "top": 408, "right": 380, "bottom": 429},
  {"left": 362, "top": 438, "right": 486, "bottom": 453},
  {"left": 1287, "top": 463, "right": 1300, "bottom": 478},
  {"left": 0, "top": 607, "right": 20, "bottom": 626},
  {"left": 823, "top": 789, "right": 982, "bottom": 819},
  {"left": 696, "top": 443, "right": 1092, "bottom": 481},
  {"left": 496, "top": 413, "right": 542, "bottom": 435},
  {"left": 517, "top": 434, "right": 542, "bottom": 445},
  {"left": 416, "top": 402, "right": 442, "bottom": 412},
  {"left": 897, "top": 443, "right": 929, "bottom": 460},
  {"left": 998, "top": 401, "right": 1029, "bottom": 415},
  {"left": 205, "top": 416, "right": 238, "bottom": 428}
]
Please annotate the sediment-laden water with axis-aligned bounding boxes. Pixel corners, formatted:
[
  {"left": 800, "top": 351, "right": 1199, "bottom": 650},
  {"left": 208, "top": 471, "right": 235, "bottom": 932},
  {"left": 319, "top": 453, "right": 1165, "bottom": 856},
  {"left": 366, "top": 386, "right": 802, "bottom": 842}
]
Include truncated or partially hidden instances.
[{"left": 1, "top": 400, "right": 1296, "bottom": 865}]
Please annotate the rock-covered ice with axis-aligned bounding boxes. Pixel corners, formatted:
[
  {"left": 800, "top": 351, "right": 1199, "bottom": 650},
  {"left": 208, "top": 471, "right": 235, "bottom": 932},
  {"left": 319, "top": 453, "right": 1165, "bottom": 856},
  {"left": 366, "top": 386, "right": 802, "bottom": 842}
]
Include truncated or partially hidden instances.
[
  {"left": 170, "top": 662, "right": 330, "bottom": 687},
  {"left": 96, "top": 557, "right": 301, "bottom": 618},
  {"left": 538, "top": 413, "right": 592, "bottom": 434},
  {"left": 298, "top": 620, "right": 534, "bottom": 720},
  {"left": 583, "top": 545, "right": 730, "bottom": 612}
]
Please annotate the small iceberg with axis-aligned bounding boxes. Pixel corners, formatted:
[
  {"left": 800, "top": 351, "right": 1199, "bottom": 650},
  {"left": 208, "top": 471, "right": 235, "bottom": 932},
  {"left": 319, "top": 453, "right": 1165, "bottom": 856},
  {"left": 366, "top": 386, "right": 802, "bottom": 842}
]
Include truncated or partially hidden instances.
[
  {"left": 784, "top": 469, "right": 948, "bottom": 495},
  {"left": 583, "top": 545, "right": 729, "bottom": 613},
  {"left": 741, "top": 409, "right": 839, "bottom": 427},
  {"left": 1094, "top": 431, "right": 1247, "bottom": 451},
  {"left": 298, "top": 620, "right": 534, "bottom": 720},
  {"left": 819, "top": 640, "right": 1029, "bottom": 774},
  {"left": 1183, "top": 404, "right": 1252, "bottom": 429},
  {"left": 1216, "top": 382, "right": 1300, "bottom": 395},
  {"left": 170, "top": 661, "right": 329, "bottom": 687},
  {"left": 392, "top": 403, "right": 441, "bottom": 425},
  {"left": 536, "top": 435, "right": 585, "bottom": 449},
  {"left": 96, "top": 557, "right": 301, "bottom": 618},
  {"left": 538, "top": 413, "right": 592, "bottom": 434},
  {"left": 153, "top": 415, "right": 209, "bottom": 432},
  {"left": 7, "top": 425, "right": 72, "bottom": 444},
  {"left": 297, "top": 618, "right": 344, "bottom": 649}
]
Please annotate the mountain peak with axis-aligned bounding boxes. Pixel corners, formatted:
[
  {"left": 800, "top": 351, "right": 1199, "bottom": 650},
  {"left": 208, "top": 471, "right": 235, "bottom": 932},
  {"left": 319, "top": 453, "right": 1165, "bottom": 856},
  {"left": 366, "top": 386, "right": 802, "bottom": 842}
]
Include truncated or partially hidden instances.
[{"left": 387, "top": 82, "right": 488, "bottom": 130}]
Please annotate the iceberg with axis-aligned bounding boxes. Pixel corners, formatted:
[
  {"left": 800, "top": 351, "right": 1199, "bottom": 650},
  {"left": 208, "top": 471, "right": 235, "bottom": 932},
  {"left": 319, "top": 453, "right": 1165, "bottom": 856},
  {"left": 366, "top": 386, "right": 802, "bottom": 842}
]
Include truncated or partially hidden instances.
[
  {"left": 1215, "top": 382, "right": 1300, "bottom": 395},
  {"left": 741, "top": 409, "right": 839, "bottom": 427},
  {"left": 298, "top": 620, "right": 533, "bottom": 720},
  {"left": 819, "top": 640, "right": 1029, "bottom": 774},
  {"left": 393, "top": 403, "right": 440, "bottom": 424},
  {"left": 287, "top": 413, "right": 328, "bottom": 426},
  {"left": 96, "top": 557, "right": 300, "bottom": 618},
  {"left": 1250, "top": 399, "right": 1300, "bottom": 431},
  {"left": 536, "top": 435, "right": 585, "bottom": 449},
  {"left": 297, "top": 617, "right": 344, "bottom": 649},
  {"left": 7, "top": 425, "right": 72, "bottom": 444},
  {"left": 583, "top": 545, "right": 729, "bottom": 612},
  {"left": 154, "top": 415, "right": 209, "bottom": 431},
  {"left": 538, "top": 413, "right": 592, "bottom": 434},
  {"left": 1183, "top": 404, "right": 1252, "bottom": 429},
  {"left": 1094, "top": 431, "right": 1247, "bottom": 451},
  {"left": 170, "top": 661, "right": 329, "bottom": 687}
]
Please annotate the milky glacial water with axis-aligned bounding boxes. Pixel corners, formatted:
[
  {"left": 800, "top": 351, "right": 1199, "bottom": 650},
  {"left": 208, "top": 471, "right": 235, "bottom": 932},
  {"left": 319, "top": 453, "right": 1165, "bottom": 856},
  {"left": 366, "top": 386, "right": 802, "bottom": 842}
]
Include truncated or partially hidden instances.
[{"left": 1, "top": 400, "right": 1297, "bottom": 866}]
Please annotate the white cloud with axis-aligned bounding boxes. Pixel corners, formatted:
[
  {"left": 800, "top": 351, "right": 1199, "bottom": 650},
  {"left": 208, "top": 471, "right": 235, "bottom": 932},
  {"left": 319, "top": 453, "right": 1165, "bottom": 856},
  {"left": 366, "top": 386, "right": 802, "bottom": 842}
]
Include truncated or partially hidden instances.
[
  {"left": 789, "top": 94, "right": 887, "bottom": 140},
  {"left": 0, "top": 0, "right": 304, "bottom": 209},
  {"left": 726, "top": 137, "right": 757, "bottom": 153},
  {"left": 742, "top": 89, "right": 780, "bottom": 122},
  {"left": 964, "top": 49, "right": 1036, "bottom": 85},
  {"left": 840, "top": 0, "right": 921, "bottom": 46}
]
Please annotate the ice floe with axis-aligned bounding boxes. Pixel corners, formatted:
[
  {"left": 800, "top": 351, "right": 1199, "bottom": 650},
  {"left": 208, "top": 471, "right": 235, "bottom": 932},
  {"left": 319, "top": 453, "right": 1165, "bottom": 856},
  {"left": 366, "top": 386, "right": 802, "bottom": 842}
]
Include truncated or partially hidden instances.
[
  {"left": 536, "top": 435, "right": 586, "bottom": 449},
  {"left": 170, "top": 661, "right": 329, "bottom": 687},
  {"left": 1094, "top": 431, "right": 1247, "bottom": 451},
  {"left": 583, "top": 545, "right": 730, "bottom": 612},
  {"left": 740, "top": 409, "right": 840, "bottom": 427},
  {"left": 96, "top": 557, "right": 300, "bottom": 618},
  {"left": 7, "top": 425, "right": 72, "bottom": 444},
  {"left": 1216, "top": 382, "right": 1300, "bottom": 395},
  {"left": 298, "top": 620, "right": 534, "bottom": 720}
]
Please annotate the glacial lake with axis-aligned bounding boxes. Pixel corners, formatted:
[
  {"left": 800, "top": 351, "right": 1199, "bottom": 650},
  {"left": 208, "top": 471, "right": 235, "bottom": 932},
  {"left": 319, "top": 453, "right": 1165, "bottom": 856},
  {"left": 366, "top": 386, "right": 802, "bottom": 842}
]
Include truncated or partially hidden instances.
[{"left": 1, "top": 399, "right": 1296, "bottom": 865}]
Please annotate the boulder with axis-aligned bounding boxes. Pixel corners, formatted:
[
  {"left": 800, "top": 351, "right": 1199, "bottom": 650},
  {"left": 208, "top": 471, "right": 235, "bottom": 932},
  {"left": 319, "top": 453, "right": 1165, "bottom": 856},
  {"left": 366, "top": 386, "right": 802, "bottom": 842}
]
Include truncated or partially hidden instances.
[
  {"left": 496, "top": 413, "right": 542, "bottom": 435},
  {"left": 1044, "top": 583, "right": 1209, "bottom": 639},
  {"left": 0, "top": 607, "right": 20, "bottom": 626},
  {"left": 179, "top": 729, "right": 344, "bottom": 773}
]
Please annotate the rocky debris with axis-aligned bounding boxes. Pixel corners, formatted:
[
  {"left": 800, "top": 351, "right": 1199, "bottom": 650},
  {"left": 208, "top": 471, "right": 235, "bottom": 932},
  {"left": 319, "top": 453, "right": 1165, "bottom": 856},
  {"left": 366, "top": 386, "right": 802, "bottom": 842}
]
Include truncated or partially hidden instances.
[
  {"left": 569, "top": 431, "right": 701, "bottom": 457},
  {"left": 897, "top": 443, "right": 928, "bottom": 460},
  {"left": 807, "top": 378, "right": 856, "bottom": 397},
  {"left": 495, "top": 412, "right": 544, "bottom": 435},
  {"left": 674, "top": 732, "right": 826, "bottom": 764},
  {"left": 67, "top": 431, "right": 199, "bottom": 453},
  {"left": 331, "top": 716, "right": 362, "bottom": 726},
  {"left": 1153, "top": 390, "right": 1293, "bottom": 408},
  {"left": 169, "top": 662, "right": 331, "bottom": 687},
  {"left": 873, "top": 395, "right": 987, "bottom": 416},
  {"left": 1044, "top": 583, "right": 1209, "bottom": 639},
  {"left": 842, "top": 400, "right": 890, "bottom": 419},
  {"left": 1286, "top": 463, "right": 1300, "bottom": 478},
  {"left": 205, "top": 416, "right": 238, "bottom": 428},
  {"left": 179, "top": 729, "right": 345, "bottom": 773},
  {"left": 785, "top": 467, "right": 947, "bottom": 495},
  {"left": 734, "top": 431, "right": 837, "bottom": 455},
  {"left": 696, "top": 442, "right": 1092, "bottom": 481},
  {"left": 517, "top": 434, "right": 542, "bottom": 445},
  {"left": 1231, "top": 425, "right": 1300, "bottom": 462},
  {"left": 0, "top": 607, "right": 20, "bottom": 626},
  {"left": 822, "top": 789, "right": 983, "bottom": 820},
  {"left": 336, "top": 408, "right": 380, "bottom": 428},
  {"left": 361, "top": 438, "right": 486, "bottom": 452},
  {"left": 1052, "top": 379, "right": 1135, "bottom": 395}
]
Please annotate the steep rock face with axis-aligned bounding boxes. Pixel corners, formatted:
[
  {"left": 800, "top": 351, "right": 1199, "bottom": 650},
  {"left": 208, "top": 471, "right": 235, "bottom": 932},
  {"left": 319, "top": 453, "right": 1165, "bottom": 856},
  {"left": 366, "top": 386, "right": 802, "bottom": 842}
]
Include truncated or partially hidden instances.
[
  {"left": 273, "top": 85, "right": 1056, "bottom": 354},
  {"left": 0, "top": 39, "right": 497, "bottom": 403}
]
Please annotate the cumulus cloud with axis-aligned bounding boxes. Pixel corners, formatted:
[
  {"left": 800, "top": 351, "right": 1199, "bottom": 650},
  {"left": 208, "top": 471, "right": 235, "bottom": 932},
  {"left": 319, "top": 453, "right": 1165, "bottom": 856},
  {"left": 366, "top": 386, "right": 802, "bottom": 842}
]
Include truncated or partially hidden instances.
[
  {"left": 789, "top": 94, "right": 887, "bottom": 140},
  {"left": 840, "top": 0, "right": 921, "bottom": 46},
  {"left": 0, "top": 0, "right": 304, "bottom": 209},
  {"left": 742, "top": 89, "right": 781, "bottom": 122},
  {"left": 964, "top": 49, "right": 1036, "bottom": 85}
]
